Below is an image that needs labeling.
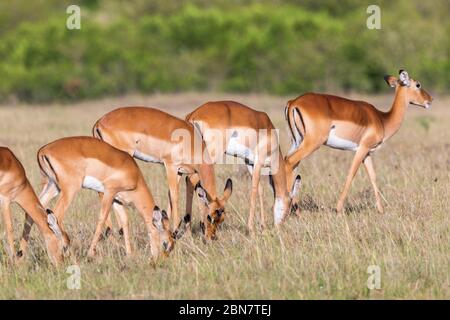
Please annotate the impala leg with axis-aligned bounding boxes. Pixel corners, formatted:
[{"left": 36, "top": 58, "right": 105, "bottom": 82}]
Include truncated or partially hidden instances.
[
  {"left": 112, "top": 202, "right": 132, "bottom": 255},
  {"left": 180, "top": 175, "right": 196, "bottom": 236},
  {"left": 248, "top": 163, "right": 262, "bottom": 232},
  {"left": 258, "top": 182, "right": 265, "bottom": 228},
  {"left": 285, "top": 137, "right": 322, "bottom": 213},
  {"left": 39, "top": 180, "right": 59, "bottom": 207},
  {"left": 19, "top": 180, "right": 59, "bottom": 257},
  {"left": 51, "top": 188, "right": 78, "bottom": 248},
  {"left": 165, "top": 164, "right": 181, "bottom": 231},
  {"left": 88, "top": 192, "right": 115, "bottom": 257},
  {"left": 247, "top": 165, "right": 265, "bottom": 228},
  {"left": 18, "top": 213, "right": 34, "bottom": 259},
  {"left": 97, "top": 192, "right": 120, "bottom": 239},
  {"left": 185, "top": 175, "right": 194, "bottom": 219},
  {"left": 1, "top": 200, "right": 16, "bottom": 262},
  {"left": 336, "top": 147, "right": 369, "bottom": 213},
  {"left": 363, "top": 155, "right": 384, "bottom": 213}
]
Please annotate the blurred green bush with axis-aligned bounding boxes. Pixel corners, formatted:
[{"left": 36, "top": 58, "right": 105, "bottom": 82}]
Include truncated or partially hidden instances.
[{"left": 0, "top": 0, "right": 448, "bottom": 103}]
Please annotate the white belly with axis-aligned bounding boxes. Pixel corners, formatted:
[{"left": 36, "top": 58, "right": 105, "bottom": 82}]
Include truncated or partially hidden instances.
[
  {"left": 133, "top": 150, "right": 163, "bottom": 164},
  {"left": 325, "top": 127, "right": 359, "bottom": 151},
  {"left": 225, "top": 132, "right": 255, "bottom": 163},
  {"left": 82, "top": 176, "right": 105, "bottom": 193}
]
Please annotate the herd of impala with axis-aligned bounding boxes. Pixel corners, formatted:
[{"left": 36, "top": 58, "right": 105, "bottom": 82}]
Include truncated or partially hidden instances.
[{"left": 0, "top": 70, "right": 433, "bottom": 266}]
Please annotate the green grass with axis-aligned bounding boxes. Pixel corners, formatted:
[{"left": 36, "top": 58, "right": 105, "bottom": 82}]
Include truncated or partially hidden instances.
[{"left": 0, "top": 93, "right": 448, "bottom": 299}]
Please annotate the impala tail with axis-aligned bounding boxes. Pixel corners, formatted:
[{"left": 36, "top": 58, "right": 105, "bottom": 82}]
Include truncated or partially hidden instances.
[
  {"left": 37, "top": 152, "right": 58, "bottom": 184},
  {"left": 92, "top": 119, "right": 104, "bottom": 141},
  {"left": 285, "top": 100, "right": 305, "bottom": 156}
]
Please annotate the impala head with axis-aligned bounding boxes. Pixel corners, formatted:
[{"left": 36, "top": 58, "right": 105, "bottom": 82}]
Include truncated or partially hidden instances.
[
  {"left": 385, "top": 69, "right": 433, "bottom": 109},
  {"left": 152, "top": 206, "right": 174, "bottom": 256},
  {"left": 195, "top": 179, "right": 233, "bottom": 241}
]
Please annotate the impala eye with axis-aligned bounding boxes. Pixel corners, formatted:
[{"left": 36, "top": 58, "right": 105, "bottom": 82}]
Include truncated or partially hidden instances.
[
  {"left": 416, "top": 82, "right": 421, "bottom": 88},
  {"left": 215, "top": 209, "right": 224, "bottom": 218}
]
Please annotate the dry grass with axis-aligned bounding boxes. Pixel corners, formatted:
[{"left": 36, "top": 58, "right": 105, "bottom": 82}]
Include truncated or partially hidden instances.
[{"left": 0, "top": 93, "right": 448, "bottom": 299}]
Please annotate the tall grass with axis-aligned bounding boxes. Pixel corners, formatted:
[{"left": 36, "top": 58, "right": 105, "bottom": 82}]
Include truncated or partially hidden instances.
[{"left": 0, "top": 93, "right": 448, "bottom": 299}]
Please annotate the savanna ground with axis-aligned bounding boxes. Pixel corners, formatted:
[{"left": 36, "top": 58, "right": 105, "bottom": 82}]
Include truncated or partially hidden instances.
[{"left": 0, "top": 93, "right": 448, "bottom": 299}]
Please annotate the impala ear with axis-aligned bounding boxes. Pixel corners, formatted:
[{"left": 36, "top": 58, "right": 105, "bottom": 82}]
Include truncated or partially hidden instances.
[
  {"left": 290, "top": 175, "right": 301, "bottom": 199},
  {"left": 152, "top": 206, "right": 165, "bottom": 232},
  {"left": 195, "top": 183, "right": 211, "bottom": 206},
  {"left": 46, "top": 209, "right": 62, "bottom": 239},
  {"left": 398, "top": 69, "right": 411, "bottom": 87},
  {"left": 222, "top": 178, "right": 233, "bottom": 201},
  {"left": 384, "top": 75, "right": 398, "bottom": 88}
]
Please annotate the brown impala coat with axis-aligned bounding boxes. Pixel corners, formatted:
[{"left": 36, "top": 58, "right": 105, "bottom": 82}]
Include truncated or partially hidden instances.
[
  {"left": 186, "top": 101, "right": 301, "bottom": 230},
  {"left": 0, "top": 147, "right": 63, "bottom": 265},
  {"left": 93, "top": 107, "right": 232, "bottom": 241},
  {"left": 284, "top": 70, "right": 433, "bottom": 213},
  {"left": 19, "top": 137, "right": 173, "bottom": 259}
]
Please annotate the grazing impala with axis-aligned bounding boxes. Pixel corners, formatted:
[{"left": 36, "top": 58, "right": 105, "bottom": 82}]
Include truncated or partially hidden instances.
[
  {"left": 93, "top": 107, "right": 233, "bottom": 240},
  {"left": 284, "top": 70, "right": 433, "bottom": 213},
  {"left": 185, "top": 101, "right": 301, "bottom": 231},
  {"left": 0, "top": 147, "right": 63, "bottom": 265},
  {"left": 18, "top": 137, "right": 174, "bottom": 258}
]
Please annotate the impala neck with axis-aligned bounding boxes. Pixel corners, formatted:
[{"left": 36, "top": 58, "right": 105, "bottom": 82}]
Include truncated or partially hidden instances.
[
  {"left": 382, "top": 87, "right": 409, "bottom": 141},
  {"left": 271, "top": 153, "right": 289, "bottom": 198},
  {"left": 271, "top": 152, "right": 290, "bottom": 224},
  {"left": 133, "top": 176, "right": 156, "bottom": 216},
  {"left": 15, "top": 182, "right": 50, "bottom": 232},
  {"left": 198, "top": 163, "right": 218, "bottom": 199}
]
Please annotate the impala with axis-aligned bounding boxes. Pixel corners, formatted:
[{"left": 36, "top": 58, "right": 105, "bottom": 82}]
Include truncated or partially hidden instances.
[
  {"left": 18, "top": 137, "right": 174, "bottom": 258},
  {"left": 284, "top": 70, "right": 433, "bottom": 213},
  {"left": 92, "top": 107, "right": 233, "bottom": 240},
  {"left": 185, "top": 101, "right": 301, "bottom": 231},
  {"left": 0, "top": 147, "right": 63, "bottom": 265}
]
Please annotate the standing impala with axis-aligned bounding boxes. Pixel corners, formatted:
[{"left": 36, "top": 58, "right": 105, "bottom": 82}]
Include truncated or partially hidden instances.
[
  {"left": 0, "top": 147, "right": 63, "bottom": 265},
  {"left": 18, "top": 137, "right": 174, "bottom": 258},
  {"left": 185, "top": 101, "right": 301, "bottom": 231},
  {"left": 92, "top": 107, "right": 233, "bottom": 240},
  {"left": 284, "top": 70, "right": 433, "bottom": 213}
]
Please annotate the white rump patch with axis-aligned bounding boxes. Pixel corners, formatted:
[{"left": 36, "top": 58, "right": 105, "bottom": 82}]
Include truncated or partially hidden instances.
[
  {"left": 325, "top": 126, "right": 359, "bottom": 151},
  {"left": 133, "top": 150, "right": 163, "bottom": 163},
  {"left": 292, "top": 108, "right": 303, "bottom": 146},
  {"left": 225, "top": 131, "right": 254, "bottom": 163},
  {"left": 287, "top": 108, "right": 303, "bottom": 156},
  {"left": 82, "top": 176, "right": 105, "bottom": 193},
  {"left": 273, "top": 198, "right": 286, "bottom": 225},
  {"left": 288, "top": 141, "right": 300, "bottom": 157}
]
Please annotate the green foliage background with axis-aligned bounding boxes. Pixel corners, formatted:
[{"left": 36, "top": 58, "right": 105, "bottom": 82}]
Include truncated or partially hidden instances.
[{"left": 0, "top": 0, "right": 448, "bottom": 103}]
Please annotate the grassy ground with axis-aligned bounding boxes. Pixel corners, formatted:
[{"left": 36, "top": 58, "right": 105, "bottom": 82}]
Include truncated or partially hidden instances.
[{"left": 0, "top": 93, "right": 448, "bottom": 299}]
